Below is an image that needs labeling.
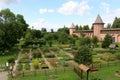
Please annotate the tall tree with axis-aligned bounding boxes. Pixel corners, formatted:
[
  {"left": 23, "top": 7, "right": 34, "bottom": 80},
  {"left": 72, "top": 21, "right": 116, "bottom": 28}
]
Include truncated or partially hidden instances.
[
  {"left": 75, "top": 24, "right": 79, "bottom": 30},
  {"left": 92, "top": 36, "right": 99, "bottom": 47},
  {"left": 79, "top": 25, "right": 82, "bottom": 30},
  {"left": 74, "top": 46, "right": 92, "bottom": 65},
  {"left": 106, "top": 23, "right": 111, "bottom": 29},
  {"left": 83, "top": 25, "right": 89, "bottom": 30},
  {"left": 112, "top": 17, "right": 120, "bottom": 28},
  {"left": 79, "top": 37, "right": 91, "bottom": 46},
  {"left": 102, "top": 34, "right": 112, "bottom": 48},
  {"left": 0, "top": 8, "right": 28, "bottom": 51}
]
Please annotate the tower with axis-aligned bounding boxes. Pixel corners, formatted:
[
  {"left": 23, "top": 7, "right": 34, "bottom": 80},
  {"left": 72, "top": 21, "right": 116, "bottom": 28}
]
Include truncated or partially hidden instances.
[
  {"left": 93, "top": 14, "right": 104, "bottom": 40},
  {"left": 69, "top": 23, "right": 76, "bottom": 35}
]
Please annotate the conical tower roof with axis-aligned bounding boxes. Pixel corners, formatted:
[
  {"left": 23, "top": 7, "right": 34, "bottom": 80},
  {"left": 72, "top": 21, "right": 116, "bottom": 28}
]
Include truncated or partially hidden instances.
[
  {"left": 93, "top": 14, "right": 104, "bottom": 24},
  {"left": 70, "top": 23, "right": 75, "bottom": 28}
]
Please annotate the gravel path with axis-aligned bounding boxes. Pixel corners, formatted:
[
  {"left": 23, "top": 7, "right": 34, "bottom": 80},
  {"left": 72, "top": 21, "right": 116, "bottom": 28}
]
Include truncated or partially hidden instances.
[{"left": 0, "top": 72, "right": 8, "bottom": 80}]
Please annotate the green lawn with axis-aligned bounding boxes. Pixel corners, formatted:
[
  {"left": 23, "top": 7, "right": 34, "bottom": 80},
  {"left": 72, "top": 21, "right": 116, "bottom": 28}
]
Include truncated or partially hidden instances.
[
  {"left": 88, "top": 62, "right": 120, "bottom": 80},
  {"left": 9, "top": 68, "right": 80, "bottom": 80},
  {"left": 0, "top": 48, "right": 19, "bottom": 65}
]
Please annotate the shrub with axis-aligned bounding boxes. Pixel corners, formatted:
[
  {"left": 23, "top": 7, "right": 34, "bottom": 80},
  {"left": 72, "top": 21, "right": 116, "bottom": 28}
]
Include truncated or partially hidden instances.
[
  {"left": 33, "top": 59, "right": 39, "bottom": 69},
  {"left": 8, "top": 57, "right": 15, "bottom": 63},
  {"left": 25, "top": 63, "right": 30, "bottom": 70},
  {"left": 101, "top": 53, "right": 116, "bottom": 61},
  {"left": 17, "top": 64, "right": 23, "bottom": 71}
]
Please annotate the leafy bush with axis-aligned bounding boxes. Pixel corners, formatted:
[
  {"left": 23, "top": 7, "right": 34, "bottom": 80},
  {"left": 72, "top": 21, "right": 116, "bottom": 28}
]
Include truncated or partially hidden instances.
[
  {"left": 17, "top": 64, "right": 23, "bottom": 71},
  {"left": 8, "top": 57, "right": 15, "bottom": 63},
  {"left": 25, "top": 63, "right": 30, "bottom": 70},
  {"left": 101, "top": 53, "right": 116, "bottom": 61},
  {"left": 33, "top": 59, "right": 39, "bottom": 69}
]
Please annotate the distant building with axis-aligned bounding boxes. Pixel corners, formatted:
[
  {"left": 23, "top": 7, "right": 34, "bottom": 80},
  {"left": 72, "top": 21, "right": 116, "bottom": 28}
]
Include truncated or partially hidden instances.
[{"left": 69, "top": 14, "right": 120, "bottom": 42}]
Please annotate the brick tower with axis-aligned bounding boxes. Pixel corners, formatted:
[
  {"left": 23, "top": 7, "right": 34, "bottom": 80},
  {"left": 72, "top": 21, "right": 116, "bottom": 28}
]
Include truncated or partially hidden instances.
[
  {"left": 69, "top": 23, "right": 76, "bottom": 35},
  {"left": 93, "top": 14, "right": 104, "bottom": 40}
]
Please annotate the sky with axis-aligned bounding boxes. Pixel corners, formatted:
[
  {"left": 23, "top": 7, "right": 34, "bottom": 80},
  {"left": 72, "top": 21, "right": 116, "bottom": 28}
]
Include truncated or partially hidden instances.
[{"left": 0, "top": 0, "right": 120, "bottom": 31}]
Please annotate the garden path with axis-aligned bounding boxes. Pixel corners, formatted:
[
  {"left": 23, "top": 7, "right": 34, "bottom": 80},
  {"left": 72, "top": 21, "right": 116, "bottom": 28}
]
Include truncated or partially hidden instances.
[
  {"left": 39, "top": 49, "right": 52, "bottom": 69},
  {"left": 0, "top": 72, "right": 8, "bottom": 80},
  {"left": 13, "top": 49, "right": 23, "bottom": 76},
  {"left": 59, "top": 48, "right": 74, "bottom": 58}
]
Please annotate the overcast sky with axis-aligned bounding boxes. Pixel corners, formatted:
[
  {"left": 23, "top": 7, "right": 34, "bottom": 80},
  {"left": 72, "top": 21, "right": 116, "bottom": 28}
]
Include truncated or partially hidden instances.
[{"left": 0, "top": 0, "right": 120, "bottom": 31}]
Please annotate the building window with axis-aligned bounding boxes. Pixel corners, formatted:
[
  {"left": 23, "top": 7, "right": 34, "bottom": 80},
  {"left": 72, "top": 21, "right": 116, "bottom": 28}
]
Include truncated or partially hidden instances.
[{"left": 112, "top": 37, "right": 115, "bottom": 42}]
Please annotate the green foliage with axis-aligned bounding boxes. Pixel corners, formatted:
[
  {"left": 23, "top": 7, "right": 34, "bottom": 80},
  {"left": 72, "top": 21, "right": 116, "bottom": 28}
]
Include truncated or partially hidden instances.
[
  {"left": 106, "top": 23, "right": 111, "bottom": 29},
  {"left": 102, "top": 34, "right": 112, "bottom": 48},
  {"left": 74, "top": 46, "right": 92, "bottom": 65},
  {"left": 7, "top": 57, "right": 15, "bottom": 63},
  {"left": 82, "top": 25, "right": 89, "bottom": 30},
  {"left": 33, "top": 59, "right": 39, "bottom": 69},
  {"left": 25, "top": 63, "right": 30, "bottom": 70},
  {"left": 79, "top": 37, "right": 91, "bottom": 46},
  {"left": 112, "top": 17, "right": 120, "bottom": 28},
  {"left": 92, "top": 36, "right": 99, "bottom": 47},
  {"left": 0, "top": 8, "right": 28, "bottom": 51},
  {"left": 101, "top": 53, "right": 116, "bottom": 61},
  {"left": 17, "top": 64, "right": 23, "bottom": 71}
]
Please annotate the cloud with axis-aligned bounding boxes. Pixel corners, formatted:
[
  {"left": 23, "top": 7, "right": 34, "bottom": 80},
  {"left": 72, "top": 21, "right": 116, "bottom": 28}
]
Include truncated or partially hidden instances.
[
  {"left": 29, "top": 18, "right": 63, "bottom": 31},
  {"left": 100, "top": 2, "right": 120, "bottom": 24},
  {"left": 77, "top": 1, "right": 90, "bottom": 15},
  {"left": 58, "top": 0, "right": 90, "bottom": 15},
  {"left": 39, "top": 8, "right": 54, "bottom": 14},
  {"left": 0, "top": 0, "right": 19, "bottom": 5},
  {"left": 58, "top": 1, "right": 78, "bottom": 15}
]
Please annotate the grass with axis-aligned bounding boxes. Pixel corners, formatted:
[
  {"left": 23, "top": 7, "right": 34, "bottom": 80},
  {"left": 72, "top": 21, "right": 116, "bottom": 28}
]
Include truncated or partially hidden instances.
[
  {"left": 0, "top": 47, "right": 19, "bottom": 65},
  {"left": 9, "top": 68, "right": 80, "bottom": 80},
  {"left": 89, "top": 62, "right": 120, "bottom": 80}
]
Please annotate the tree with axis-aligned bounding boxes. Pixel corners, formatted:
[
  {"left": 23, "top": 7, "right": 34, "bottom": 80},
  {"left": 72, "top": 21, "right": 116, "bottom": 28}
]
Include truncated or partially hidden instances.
[
  {"left": 106, "top": 23, "right": 111, "bottom": 29},
  {"left": 58, "top": 32, "right": 69, "bottom": 44},
  {"left": 74, "top": 46, "right": 92, "bottom": 65},
  {"left": 102, "top": 34, "right": 112, "bottom": 48},
  {"left": 79, "top": 37, "right": 91, "bottom": 46},
  {"left": 75, "top": 24, "right": 79, "bottom": 30},
  {"left": 83, "top": 25, "right": 89, "bottom": 30},
  {"left": 112, "top": 17, "right": 120, "bottom": 28},
  {"left": 51, "top": 29, "right": 54, "bottom": 33},
  {"left": 92, "top": 36, "right": 99, "bottom": 47},
  {"left": 0, "top": 8, "right": 28, "bottom": 51},
  {"left": 79, "top": 25, "right": 82, "bottom": 30}
]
